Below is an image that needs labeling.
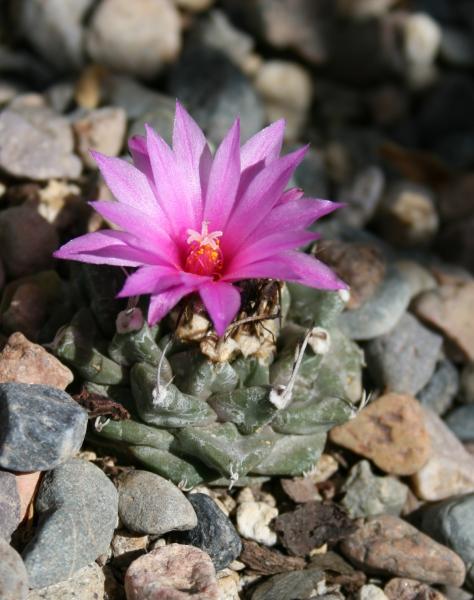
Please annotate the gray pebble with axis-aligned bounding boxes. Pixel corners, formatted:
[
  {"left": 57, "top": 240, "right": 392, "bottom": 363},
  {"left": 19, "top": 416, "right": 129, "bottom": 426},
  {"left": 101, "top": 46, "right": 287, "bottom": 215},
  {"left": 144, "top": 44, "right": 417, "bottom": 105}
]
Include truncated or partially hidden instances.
[
  {"left": 22, "top": 458, "right": 118, "bottom": 589},
  {"left": 169, "top": 45, "right": 264, "bottom": 144},
  {"left": 0, "top": 383, "right": 87, "bottom": 472},
  {"left": 0, "top": 106, "right": 81, "bottom": 180},
  {"left": 418, "top": 493, "right": 474, "bottom": 592},
  {"left": 251, "top": 568, "right": 324, "bottom": 600},
  {"left": 118, "top": 470, "right": 197, "bottom": 535},
  {"left": 341, "top": 460, "right": 408, "bottom": 519},
  {"left": 418, "top": 359, "right": 460, "bottom": 415},
  {"left": 365, "top": 313, "right": 443, "bottom": 395},
  {"left": 339, "top": 266, "right": 412, "bottom": 340},
  {"left": 445, "top": 405, "right": 474, "bottom": 442},
  {"left": 0, "top": 471, "right": 21, "bottom": 541},
  {"left": 0, "top": 538, "right": 28, "bottom": 600},
  {"left": 18, "top": 0, "right": 92, "bottom": 71}
]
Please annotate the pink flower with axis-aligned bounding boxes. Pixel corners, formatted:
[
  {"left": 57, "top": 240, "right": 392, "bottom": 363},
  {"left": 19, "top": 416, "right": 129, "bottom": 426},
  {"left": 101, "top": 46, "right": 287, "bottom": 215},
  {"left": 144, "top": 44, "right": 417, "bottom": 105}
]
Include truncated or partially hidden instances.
[{"left": 54, "top": 102, "right": 346, "bottom": 336}]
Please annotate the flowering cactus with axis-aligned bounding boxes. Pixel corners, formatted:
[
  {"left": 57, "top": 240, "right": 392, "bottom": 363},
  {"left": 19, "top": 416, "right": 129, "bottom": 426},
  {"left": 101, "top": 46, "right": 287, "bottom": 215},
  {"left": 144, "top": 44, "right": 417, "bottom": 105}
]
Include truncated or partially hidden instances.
[{"left": 52, "top": 103, "right": 363, "bottom": 487}]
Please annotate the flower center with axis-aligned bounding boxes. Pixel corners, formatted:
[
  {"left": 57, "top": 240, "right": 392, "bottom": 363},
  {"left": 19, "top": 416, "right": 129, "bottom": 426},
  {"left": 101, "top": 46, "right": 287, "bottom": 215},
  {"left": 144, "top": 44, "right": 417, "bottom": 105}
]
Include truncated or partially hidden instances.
[{"left": 185, "top": 221, "right": 223, "bottom": 277}]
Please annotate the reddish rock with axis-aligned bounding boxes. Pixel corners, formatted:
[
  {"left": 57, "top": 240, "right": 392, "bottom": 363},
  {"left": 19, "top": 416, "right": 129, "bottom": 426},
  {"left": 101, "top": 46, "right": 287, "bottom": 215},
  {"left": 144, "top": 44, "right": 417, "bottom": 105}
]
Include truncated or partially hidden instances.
[
  {"left": 315, "top": 241, "right": 386, "bottom": 309},
  {"left": 413, "top": 281, "right": 474, "bottom": 362},
  {"left": 0, "top": 332, "right": 73, "bottom": 390},
  {"left": 340, "top": 515, "right": 465, "bottom": 587},
  {"left": 384, "top": 577, "right": 447, "bottom": 600},
  {"left": 329, "top": 393, "right": 431, "bottom": 476},
  {"left": 124, "top": 544, "right": 219, "bottom": 600}
]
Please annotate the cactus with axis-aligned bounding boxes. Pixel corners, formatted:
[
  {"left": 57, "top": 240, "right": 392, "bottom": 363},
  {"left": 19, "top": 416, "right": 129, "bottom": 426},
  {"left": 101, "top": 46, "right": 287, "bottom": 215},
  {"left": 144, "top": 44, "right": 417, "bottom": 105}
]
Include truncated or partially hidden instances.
[{"left": 53, "top": 265, "right": 363, "bottom": 487}]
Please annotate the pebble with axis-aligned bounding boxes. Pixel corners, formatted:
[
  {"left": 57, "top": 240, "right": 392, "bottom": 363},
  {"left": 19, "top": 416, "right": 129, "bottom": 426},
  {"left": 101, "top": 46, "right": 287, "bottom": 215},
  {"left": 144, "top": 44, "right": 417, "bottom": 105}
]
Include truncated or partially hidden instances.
[
  {"left": 364, "top": 313, "right": 442, "bottom": 396},
  {"left": 0, "top": 538, "right": 28, "bottom": 600},
  {"left": 438, "top": 173, "right": 474, "bottom": 223},
  {"left": 128, "top": 92, "right": 176, "bottom": 146},
  {"left": 413, "top": 281, "right": 474, "bottom": 362},
  {"left": 73, "top": 106, "right": 127, "bottom": 168},
  {"left": 330, "top": 393, "right": 431, "bottom": 476},
  {"left": 445, "top": 405, "right": 474, "bottom": 442},
  {"left": 173, "top": 493, "right": 242, "bottom": 571},
  {"left": 223, "top": 0, "right": 328, "bottom": 65},
  {"left": 438, "top": 217, "right": 474, "bottom": 274},
  {"left": 384, "top": 577, "right": 447, "bottom": 600},
  {"left": 340, "top": 515, "right": 466, "bottom": 587},
  {"left": 111, "top": 530, "right": 148, "bottom": 569},
  {"left": 341, "top": 460, "right": 408, "bottom": 519},
  {"left": 0, "top": 471, "right": 21, "bottom": 540},
  {"left": 403, "top": 12, "right": 442, "bottom": 67},
  {"left": 169, "top": 45, "right": 264, "bottom": 144},
  {"left": 395, "top": 260, "right": 437, "bottom": 299},
  {"left": 255, "top": 60, "right": 313, "bottom": 141},
  {"left": 440, "top": 27, "right": 474, "bottom": 68},
  {"left": 124, "top": 543, "right": 220, "bottom": 600},
  {"left": 290, "top": 147, "right": 329, "bottom": 200},
  {"left": 217, "top": 570, "right": 240, "bottom": 600},
  {"left": 1, "top": 283, "right": 49, "bottom": 343},
  {"left": 274, "top": 502, "right": 356, "bottom": 557},
  {"left": 376, "top": 181, "right": 439, "bottom": 247},
  {"left": 250, "top": 568, "right": 324, "bottom": 600},
  {"left": 461, "top": 364, "right": 474, "bottom": 404},
  {"left": 86, "top": 0, "right": 181, "bottom": 79},
  {"left": 315, "top": 241, "right": 386, "bottom": 311},
  {"left": 18, "top": 0, "right": 92, "bottom": 71},
  {"left": 189, "top": 9, "right": 254, "bottom": 71},
  {"left": 337, "top": 166, "right": 385, "bottom": 229},
  {"left": 174, "top": 0, "right": 215, "bottom": 12},
  {"left": 0, "top": 333, "right": 73, "bottom": 389},
  {"left": 22, "top": 458, "right": 118, "bottom": 589},
  {"left": 412, "top": 408, "right": 474, "bottom": 501},
  {"left": 26, "top": 563, "right": 108, "bottom": 600},
  {"left": 358, "top": 584, "right": 389, "bottom": 600},
  {"left": 117, "top": 469, "right": 196, "bottom": 535},
  {"left": 338, "top": 266, "right": 412, "bottom": 340},
  {"left": 337, "top": 0, "right": 396, "bottom": 19},
  {"left": 0, "top": 204, "right": 58, "bottom": 278},
  {"left": 418, "top": 493, "right": 474, "bottom": 591},
  {"left": 0, "top": 107, "right": 81, "bottom": 180},
  {"left": 236, "top": 501, "right": 278, "bottom": 546},
  {"left": 16, "top": 472, "right": 42, "bottom": 522},
  {"left": 0, "top": 383, "right": 87, "bottom": 472},
  {"left": 418, "top": 359, "right": 459, "bottom": 416}
]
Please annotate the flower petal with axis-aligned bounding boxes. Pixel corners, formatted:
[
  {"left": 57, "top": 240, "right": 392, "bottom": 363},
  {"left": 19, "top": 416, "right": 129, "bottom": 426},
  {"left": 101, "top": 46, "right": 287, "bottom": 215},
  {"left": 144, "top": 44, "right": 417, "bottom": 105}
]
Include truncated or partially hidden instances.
[
  {"left": 223, "top": 146, "right": 308, "bottom": 254},
  {"left": 90, "top": 201, "right": 180, "bottom": 265},
  {"left": 240, "top": 119, "right": 285, "bottom": 171},
  {"left": 224, "top": 251, "right": 347, "bottom": 291},
  {"left": 199, "top": 281, "right": 241, "bottom": 337},
  {"left": 117, "top": 265, "right": 180, "bottom": 298},
  {"left": 146, "top": 124, "right": 198, "bottom": 236},
  {"left": 53, "top": 230, "right": 157, "bottom": 267},
  {"left": 226, "top": 230, "right": 319, "bottom": 273},
  {"left": 203, "top": 118, "right": 241, "bottom": 231},
  {"left": 90, "top": 151, "right": 160, "bottom": 219},
  {"left": 148, "top": 285, "right": 197, "bottom": 325}
]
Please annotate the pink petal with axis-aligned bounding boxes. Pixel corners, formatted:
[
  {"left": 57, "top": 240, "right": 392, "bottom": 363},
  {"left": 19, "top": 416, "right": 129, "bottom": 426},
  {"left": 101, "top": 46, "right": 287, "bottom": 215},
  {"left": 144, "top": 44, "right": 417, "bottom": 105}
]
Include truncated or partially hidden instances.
[
  {"left": 90, "top": 151, "right": 160, "bottom": 219},
  {"left": 199, "top": 281, "right": 241, "bottom": 337},
  {"left": 223, "top": 146, "right": 308, "bottom": 254},
  {"left": 145, "top": 124, "right": 198, "bottom": 236},
  {"left": 223, "top": 251, "right": 347, "bottom": 291},
  {"left": 148, "top": 285, "right": 197, "bottom": 325},
  {"left": 240, "top": 119, "right": 285, "bottom": 171},
  {"left": 246, "top": 199, "right": 343, "bottom": 241},
  {"left": 173, "top": 101, "right": 212, "bottom": 220},
  {"left": 117, "top": 265, "right": 181, "bottom": 298},
  {"left": 128, "top": 135, "right": 151, "bottom": 179},
  {"left": 203, "top": 118, "right": 241, "bottom": 231},
  {"left": 90, "top": 201, "right": 180, "bottom": 265},
  {"left": 226, "top": 230, "right": 319, "bottom": 273},
  {"left": 53, "top": 230, "right": 152, "bottom": 267},
  {"left": 276, "top": 187, "right": 304, "bottom": 205}
]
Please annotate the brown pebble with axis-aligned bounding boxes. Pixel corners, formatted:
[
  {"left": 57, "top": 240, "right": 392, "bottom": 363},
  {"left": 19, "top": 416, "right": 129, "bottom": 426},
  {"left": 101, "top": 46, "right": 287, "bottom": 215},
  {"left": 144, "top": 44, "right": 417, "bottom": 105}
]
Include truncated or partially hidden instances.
[
  {"left": 274, "top": 502, "right": 356, "bottom": 557},
  {"left": 384, "top": 577, "right": 447, "bottom": 599},
  {"left": 340, "top": 515, "right": 466, "bottom": 587},
  {"left": 0, "top": 332, "right": 73, "bottom": 389},
  {"left": 329, "top": 393, "right": 431, "bottom": 475},
  {"left": 240, "top": 540, "right": 306, "bottom": 575}
]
